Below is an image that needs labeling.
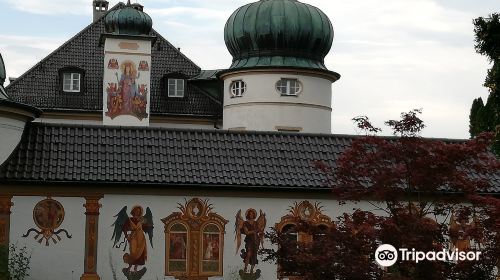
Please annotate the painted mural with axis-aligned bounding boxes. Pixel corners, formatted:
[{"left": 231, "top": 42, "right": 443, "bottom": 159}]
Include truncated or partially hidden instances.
[
  {"left": 22, "top": 198, "right": 72, "bottom": 246},
  {"left": 105, "top": 59, "right": 149, "bottom": 121},
  {"left": 162, "top": 198, "right": 228, "bottom": 279},
  {"left": 275, "top": 201, "right": 334, "bottom": 279},
  {"left": 235, "top": 209, "right": 267, "bottom": 279},
  {"left": 112, "top": 205, "right": 154, "bottom": 280}
]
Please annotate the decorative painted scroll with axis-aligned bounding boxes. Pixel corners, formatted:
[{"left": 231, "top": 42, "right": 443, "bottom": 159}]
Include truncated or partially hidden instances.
[
  {"left": 235, "top": 209, "right": 267, "bottom": 279},
  {"left": 162, "top": 198, "right": 228, "bottom": 280},
  {"left": 111, "top": 205, "right": 154, "bottom": 280},
  {"left": 22, "top": 198, "right": 72, "bottom": 246}
]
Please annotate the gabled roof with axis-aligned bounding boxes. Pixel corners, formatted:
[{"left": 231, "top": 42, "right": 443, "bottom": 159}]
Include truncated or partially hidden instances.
[
  {"left": 5, "top": 3, "right": 221, "bottom": 118},
  {"left": 1, "top": 122, "right": 498, "bottom": 193}
]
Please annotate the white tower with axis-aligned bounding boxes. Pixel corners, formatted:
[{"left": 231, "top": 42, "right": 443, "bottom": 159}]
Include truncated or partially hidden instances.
[{"left": 221, "top": 0, "right": 340, "bottom": 133}]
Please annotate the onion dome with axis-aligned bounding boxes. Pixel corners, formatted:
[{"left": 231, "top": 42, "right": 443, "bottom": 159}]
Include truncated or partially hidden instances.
[
  {"left": 105, "top": 0, "right": 152, "bottom": 36},
  {"left": 224, "top": 0, "right": 334, "bottom": 72}
]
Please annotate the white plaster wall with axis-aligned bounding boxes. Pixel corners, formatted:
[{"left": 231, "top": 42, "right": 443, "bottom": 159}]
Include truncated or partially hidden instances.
[
  {"left": 9, "top": 197, "right": 86, "bottom": 280},
  {"left": 224, "top": 105, "right": 331, "bottom": 133},
  {"left": 223, "top": 72, "right": 333, "bottom": 133},
  {"left": 0, "top": 115, "right": 26, "bottom": 165},
  {"left": 97, "top": 194, "right": 377, "bottom": 280}
]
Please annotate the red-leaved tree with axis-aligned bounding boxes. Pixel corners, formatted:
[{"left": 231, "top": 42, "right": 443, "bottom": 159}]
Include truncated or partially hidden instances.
[{"left": 261, "top": 109, "right": 500, "bottom": 280}]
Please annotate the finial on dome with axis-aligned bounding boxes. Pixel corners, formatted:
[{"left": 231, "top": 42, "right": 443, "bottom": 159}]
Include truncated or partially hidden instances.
[{"left": 104, "top": 1, "right": 152, "bottom": 35}]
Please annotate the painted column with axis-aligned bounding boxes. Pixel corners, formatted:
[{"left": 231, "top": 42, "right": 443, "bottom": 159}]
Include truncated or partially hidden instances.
[
  {"left": 0, "top": 196, "right": 13, "bottom": 246},
  {"left": 81, "top": 196, "right": 102, "bottom": 280}
]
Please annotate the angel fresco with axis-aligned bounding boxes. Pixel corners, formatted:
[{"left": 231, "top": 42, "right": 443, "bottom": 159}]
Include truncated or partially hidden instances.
[
  {"left": 112, "top": 205, "right": 154, "bottom": 279},
  {"left": 235, "top": 209, "right": 266, "bottom": 277}
]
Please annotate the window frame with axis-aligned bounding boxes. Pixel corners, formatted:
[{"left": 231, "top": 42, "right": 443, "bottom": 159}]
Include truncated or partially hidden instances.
[
  {"left": 58, "top": 67, "right": 85, "bottom": 94},
  {"left": 276, "top": 78, "right": 302, "bottom": 96},
  {"left": 63, "top": 73, "right": 81, "bottom": 93},
  {"left": 230, "top": 80, "right": 246, "bottom": 98},
  {"left": 168, "top": 78, "right": 185, "bottom": 98}
]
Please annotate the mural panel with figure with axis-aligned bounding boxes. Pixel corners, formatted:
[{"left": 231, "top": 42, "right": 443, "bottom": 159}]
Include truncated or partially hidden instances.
[
  {"left": 235, "top": 209, "right": 267, "bottom": 279},
  {"left": 167, "top": 223, "right": 189, "bottom": 273},
  {"left": 105, "top": 60, "right": 148, "bottom": 121},
  {"left": 103, "top": 38, "right": 151, "bottom": 126},
  {"left": 162, "top": 198, "right": 228, "bottom": 280},
  {"left": 111, "top": 205, "right": 154, "bottom": 280}
]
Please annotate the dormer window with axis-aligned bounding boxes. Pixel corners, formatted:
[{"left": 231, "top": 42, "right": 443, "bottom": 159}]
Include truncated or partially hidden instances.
[
  {"left": 59, "top": 67, "right": 85, "bottom": 93},
  {"left": 276, "top": 78, "right": 301, "bottom": 96},
  {"left": 168, "top": 79, "right": 185, "bottom": 98},
  {"left": 63, "top": 73, "right": 81, "bottom": 92}
]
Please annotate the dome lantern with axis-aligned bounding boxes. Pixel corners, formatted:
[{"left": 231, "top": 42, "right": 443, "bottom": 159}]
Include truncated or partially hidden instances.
[
  {"left": 224, "top": 0, "right": 335, "bottom": 72},
  {"left": 104, "top": 0, "right": 152, "bottom": 36}
]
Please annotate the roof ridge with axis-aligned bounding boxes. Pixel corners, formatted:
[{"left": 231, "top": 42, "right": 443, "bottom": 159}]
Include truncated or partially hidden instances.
[
  {"left": 21, "top": 122, "right": 365, "bottom": 140},
  {"left": 27, "top": 121, "right": 469, "bottom": 141}
]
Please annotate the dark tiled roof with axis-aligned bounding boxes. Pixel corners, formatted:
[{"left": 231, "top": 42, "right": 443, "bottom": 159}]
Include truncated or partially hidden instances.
[
  {"left": 0, "top": 122, "right": 351, "bottom": 189},
  {"left": 5, "top": 3, "right": 221, "bottom": 118},
  {"left": 190, "top": 70, "right": 222, "bottom": 81},
  {"left": 1, "top": 122, "right": 499, "bottom": 193}
]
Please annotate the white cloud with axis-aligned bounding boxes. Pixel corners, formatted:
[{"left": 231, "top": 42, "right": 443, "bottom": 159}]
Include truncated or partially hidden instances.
[
  {"left": 0, "top": 0, "right": 494, "bottom": 139},
  {"left": 0, "top": 35, "right": 65, "bottom": 83},
  {"left": 4, "top": 0, "right": 90, "bottom": 15}
]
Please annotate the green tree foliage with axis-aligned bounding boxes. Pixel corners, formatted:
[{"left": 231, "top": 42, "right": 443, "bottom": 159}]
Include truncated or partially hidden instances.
[
  {"left": 0, "top": 244, "right": 31, "bottom": 280},
  {"left": 469, "top": 13, "right": 500, "bottom": 155},
  {"left": 0, "top": 245, "right": 8, "bottom": 280}
]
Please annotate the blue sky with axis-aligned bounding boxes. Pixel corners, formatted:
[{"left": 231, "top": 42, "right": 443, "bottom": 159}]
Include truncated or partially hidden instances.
[{"left": 0, "top": 0, "right": 498, "bottom": 138}]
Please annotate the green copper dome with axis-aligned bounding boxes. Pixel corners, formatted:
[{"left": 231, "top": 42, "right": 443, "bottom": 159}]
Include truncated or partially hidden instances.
[
  {"left": 224, "top": 0, "right": 334, "bottom": 72},
  {"left": 105, "top": 1, "right": 152, "bottom": 36}
]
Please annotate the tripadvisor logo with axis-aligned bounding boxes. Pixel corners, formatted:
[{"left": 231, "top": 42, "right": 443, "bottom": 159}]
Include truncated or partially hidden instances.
[{"left": 375, "top": 244, "right": 481, "bottom": 267}]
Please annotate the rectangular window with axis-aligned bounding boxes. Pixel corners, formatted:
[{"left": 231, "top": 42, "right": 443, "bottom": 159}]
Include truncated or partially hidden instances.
[
  {"left": 63, "top": 73, "right": 81, "bottom": 92},
  {"left": 168, "top": 79, "right": 185, "bottom": 97}
]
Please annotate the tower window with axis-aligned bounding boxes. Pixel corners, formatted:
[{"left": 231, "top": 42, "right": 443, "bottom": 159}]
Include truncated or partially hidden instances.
[
  {"left": 276, "top": 78, "right": 301, "bottom": 96},
  {"left": 63, "top": 73, "right": 81, "bottom": 93},
  {"left": 230, "top": 80, "right": 246, "bottom": 97},
  {"left": 168, "top": 79, "right": 185, "bottom": 98}
]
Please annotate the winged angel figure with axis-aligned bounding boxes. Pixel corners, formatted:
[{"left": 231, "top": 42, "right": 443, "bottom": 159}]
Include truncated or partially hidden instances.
[
  {"left": 112, "top": 205, "right": 154, "bottom": 274},
  {"left": 235, "top": 208, "right": 267, "bottom": 274}
]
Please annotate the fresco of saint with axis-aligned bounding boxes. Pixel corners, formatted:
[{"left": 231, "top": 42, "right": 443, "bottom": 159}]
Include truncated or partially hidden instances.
[
  {"left": 235, "top": 209, "right": 267, "bottom": 275},
  {"left": 105, "top": 60, "right": 148, "bottom": 120},
  {"left": 112, "top": 205, "right": 154, "bottom": 279},
  {"left": 203, "top": 234, "right": 219, "bottom": 261},
  {"left": 169, "top": 233, "right": 187, "bottom": 260}
]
